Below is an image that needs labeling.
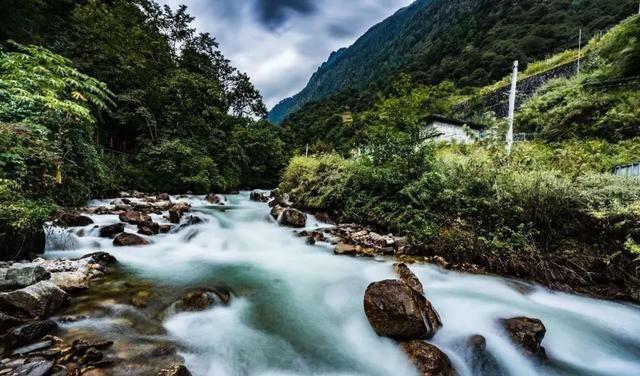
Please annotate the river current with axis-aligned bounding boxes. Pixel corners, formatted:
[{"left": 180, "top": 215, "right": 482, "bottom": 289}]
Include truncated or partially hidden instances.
[{"left": 44, "top": 192, "right": 640, "bottom": 376}]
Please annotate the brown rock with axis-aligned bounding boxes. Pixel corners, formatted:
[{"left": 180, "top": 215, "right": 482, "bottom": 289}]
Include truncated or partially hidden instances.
[
  {"left": 204, "top": 193, "right": 222, "bottom": 204},
  {"left": 157, "top": 193, "right": 171, "bottom": 201},
  {"left": 99, "top": 223, "right": 125, "bottom": 238},
  {"left": 169, "top": 203, "right": 190, "bottom": 224},
  {"left": 157, "top": 364, "right": 192, "bottom": 376},
  {"left": 250, "top": 191, "right": 269, "bottom": 202},
  {"left": 164, "top": 287, "right": 231, "bottom": 317},
  {"left": 401, "top": 340, "right": 455, "bottom": 376},
  {"left": 58, "top": 213, "right": 94, "bottom": 227},
  {"left": 500, "top": 317, "right": 546, "bottom": 359},
  {"left": 280, "top": 208, "right": 306, "bottom": 228},
  {"left": 270, "top": 204, "right": 285, "bottom": 219},
  {"left": 119, "top": 211, "right": 152, "bottom": 226},
  {"left": 113, "top": 233, "right": 150, "bottom": 247},
  {"left": 363, "top": 279, "right": 441, "bottom": 340},
  {"left": 334, "top": 242, "right": 357, "bottom": 255},
  {"left": 393, "top": 263, "right": 424, "bottom": 293}
]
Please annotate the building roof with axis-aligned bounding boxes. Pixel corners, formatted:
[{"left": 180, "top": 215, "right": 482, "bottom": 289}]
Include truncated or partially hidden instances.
[{"left": 423, "top": 114, "right": 487, "bottom": 130}]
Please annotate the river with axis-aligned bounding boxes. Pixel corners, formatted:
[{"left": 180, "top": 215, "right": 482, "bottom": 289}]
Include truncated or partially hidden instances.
[{"left": 44, "top": 192, "right": 640, "bottom": 376}]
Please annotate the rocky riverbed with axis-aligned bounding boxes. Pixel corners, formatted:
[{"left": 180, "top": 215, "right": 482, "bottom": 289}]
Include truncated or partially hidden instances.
[{"left": 2, "top": 191, "right": 640, "bottom": 376}]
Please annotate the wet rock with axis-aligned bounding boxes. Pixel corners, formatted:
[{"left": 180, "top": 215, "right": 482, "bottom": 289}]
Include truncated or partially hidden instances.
[
  {"left": 363, "top": 279, "right": 441, "bottom": 340},
  {"left": 130, "top": 290, "right": 151, "bottom": 308},
  {"left": 169, "top": 203, "right": 190, "bottom": 224},
  {"left": 500, "top": 317, "right": 546, "bottom": 359},
  {"left": 400, "top": 340, "right": 455, "bottom": 376},
  {"left": 113, "top": 233, "right": 150, "bottom": 247},
  {"left": 9, "top": 359, "right": 54, "bottom": 376},
  {"left": 250, "top": 191, "right": 269, "bottom": 202},
  {"left": 159, "top": 224, "right": 173, "bottom": 234},
  {"left": 334, "top": 242, "right": 357, "bottom": 255},
  {"left": 99, "top": 223, "right": 125, "bottom": 238},
  {"left": 393, "top": 263, "right": 423, "bottom": 293},
  {"left": 138, "top": 223, "right": 159, "bottom": 236},
  {"left": 4, "top": 319, "right": 58, "bottom": 350},
  {"left": 466, "top": 335, "right": 504, "bottom": 375},
  {"left": 157, "top": 193, "right": 171, "bottom": 201},
  {"left": 157, "top": 364, "right": 192, "bottom": 376},
  {"left": 268, "top": 190, "right": 290, "bottom": 208},
  {"left": 119, "top": 211, "right": 152, "bottom": 226},
  {"left": 394, "top": 237, "right": 410, "bottom": 254},
  {"left": 5, "top": 265, "right": 50, "bottom": 287},
  {"left": 111, "top": 198, "right": 132, "bottom": 210},
  {"left": 164, "top": 287, "right": 231, "bottom": 317},
  {"left": 0, "top": 281, "right": 69, "bottom": 319},
  {"left": 49, "top": 271, "right": 90, "bottom": 291},
  {"left": 0, "top": 311, "right": 26, "bottom": 331},
  {"left": 10, "top": 339, "right": 53, "bottom": 355},
  {"left": 280, "top": 208, "right": 306, "bottom": 228},
  {"left": 204, "top": 193, "right": 222, "bottom": 204},
  {"left": 58, "top": 213, "right": 94, "bottom": 227},
  {"left": 81, "top": 252, "right": 118, "bottom": 266},
  {"left": 270, "top": 204, "right": 285, "bottom": 220}
]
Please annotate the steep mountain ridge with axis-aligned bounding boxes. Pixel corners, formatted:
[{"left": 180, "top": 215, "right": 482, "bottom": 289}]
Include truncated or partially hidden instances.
[{"left": 269, "top": 0, "right": 637, "bottom": 123}]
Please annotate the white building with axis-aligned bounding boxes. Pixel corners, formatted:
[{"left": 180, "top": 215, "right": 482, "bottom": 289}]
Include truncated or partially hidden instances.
[
  {"left": 614, "top": 162, "right": 640, "bottom": 178},
  {"left": 421, "top": 114, "right": 486, "bottom": 143}
]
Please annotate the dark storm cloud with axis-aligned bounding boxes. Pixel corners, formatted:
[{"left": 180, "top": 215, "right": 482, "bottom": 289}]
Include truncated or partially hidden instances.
[
  {"left": 159, "top": 0, "right": 412, "bottom": 107},
  {"left": 254, "top": 0, "right": 316, "bottom": 29}
]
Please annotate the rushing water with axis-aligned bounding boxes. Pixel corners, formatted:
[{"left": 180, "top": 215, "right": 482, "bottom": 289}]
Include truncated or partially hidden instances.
[{"left": 45, "top": 193, "right": 640, "bottom": 376}]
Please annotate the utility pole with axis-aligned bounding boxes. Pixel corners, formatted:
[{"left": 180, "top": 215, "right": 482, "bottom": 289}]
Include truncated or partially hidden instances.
[
  {"left": 577, "top": 29, "right": 582, "bottom": 76},
  {"left": 506, "top": 60, "right": 518, "bottom": 157}
]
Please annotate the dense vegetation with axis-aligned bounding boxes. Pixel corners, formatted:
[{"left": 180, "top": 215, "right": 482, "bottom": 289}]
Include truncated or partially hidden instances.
[
  {"left": 0, "top": 0, "right": 288, "bottom": 259},
  {"left": 271, "top": 0, "right": 638, "bottom": 123},
  {"left": 279, "top": 17, "right": 640, "bottom": 299}
]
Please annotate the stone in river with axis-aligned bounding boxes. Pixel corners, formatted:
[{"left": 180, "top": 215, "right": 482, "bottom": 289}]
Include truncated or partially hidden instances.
[
  {"left": 363, "top": 279, "right": 441, "bottom": 340},
  {"left": 119, "top": 211, "right": 152, "bottom": 226},
  {"left": 163, "top": 287, "right": 232, "bottom": 317},
  {"left": 58, "top": 213, "right": 94, "bottom": 227},
  {"left": 393, "top": 263, "right": 423, "bottom": 293},
  {"left": 113, "top": 233, "right": 150, "bottom": 247},
  {"left": 280, "top": 208, "right": 306, "bottom": 228},
  {"left": 5, "top": 265, "right": 51, "bottom": 287},
  {"left": 334, "top": 242, "right": 357, "bottom": 255},
  {"left": 81, "top": 252, "right": 118, "bottom": 265},
  {"left": 0, "top": 281, "right": 69, "bottom": 319},
  {"left": 169, "top": 203, "right": 190, "bottom": 224},
  {"left": 99, "top": 223, "right": 125, "bottom": 238},
  {"left": 500, "top": 317, "right": 546, "bottom": 359},
  {"left": 4, "top": 319, "right": 58, "bottom": 350},
  {"left": 157, "top": 364, "right": 192, "bottom": 376},
  {"left": 50, "top": 271, "right": 91, "bottom": 291},
  {"left": 9, "top": 359, "right": 54, "bottom": 376},
  {"left": 400, "top": 340, "right": 455, "bottom": 376}
]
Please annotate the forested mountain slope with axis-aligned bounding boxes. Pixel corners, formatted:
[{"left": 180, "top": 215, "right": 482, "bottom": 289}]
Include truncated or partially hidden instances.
[{"left": 269, "top": 0, "right": 638, "bottom": 123}]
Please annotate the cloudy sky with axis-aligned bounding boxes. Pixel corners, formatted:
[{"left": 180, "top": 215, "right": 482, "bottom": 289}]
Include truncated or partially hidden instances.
[{"left": 159, "top": 0, "right": 413, "bottom": 109}]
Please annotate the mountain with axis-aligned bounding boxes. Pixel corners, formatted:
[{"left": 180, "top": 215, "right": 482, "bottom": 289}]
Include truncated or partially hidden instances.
[{"left": 269, "top": 0, "right": 638, "bottom": 123}]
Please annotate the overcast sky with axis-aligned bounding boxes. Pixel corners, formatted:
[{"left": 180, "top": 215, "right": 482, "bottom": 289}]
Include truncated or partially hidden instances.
[{"left": 159, "top": 0, "right": 413, "bottom": 109}]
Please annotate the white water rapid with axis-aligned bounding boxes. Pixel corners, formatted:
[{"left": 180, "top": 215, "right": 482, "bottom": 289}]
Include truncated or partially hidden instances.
[{"left": 45, "top": 193, "right": 640, "bottom": 376}]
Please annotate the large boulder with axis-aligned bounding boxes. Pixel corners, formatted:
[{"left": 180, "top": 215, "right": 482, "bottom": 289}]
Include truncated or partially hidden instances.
[
  {"left": 81, "top": 252, "right": 118, "bottom": 266},
  {"left": 280, "top": 208, "right": 306, "bottom": 228},
  {"left": 99, "top": 223, "right": 125, "bottom": 238},
  {"left": 58, "top": 213, "right": 94, "bottom": 227},
  {"left": 400, "top": 340, "right": 455, "bottom": 376},
  {"left": 113, "top": 233, "right": 150, "bottom": 247},
  {"left": 157, "top": 193, "right": 171, "bottom": 201},
  {"left": 3, "top": 319, "right": 58, "bottom": 350},
  {"left": 393, "top": 263, "right": 423, "bottom": 293},
  {"left": 5, "top": 265, "right": 51, "bottom": 287},
  {"left": 500, "top": 317, "right": 546, "bottom": 359},
  {"left": 363, "top": 279, "right": 441, "bottom": 340},
  {"left": 0, "top": 281, "right": 70, "bottom": 319}
]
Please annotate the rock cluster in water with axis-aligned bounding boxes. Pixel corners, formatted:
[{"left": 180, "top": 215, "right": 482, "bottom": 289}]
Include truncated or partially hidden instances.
[
  {"left": 362, "top": 263, "right": 452, "bottom": 376},
  {"left": 0, "top": 252, "right": 118, "bottom": 375}
]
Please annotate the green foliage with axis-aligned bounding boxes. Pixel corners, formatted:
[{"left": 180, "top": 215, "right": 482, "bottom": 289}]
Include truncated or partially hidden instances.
[
  {"left": 272, "top": 0, "right": 638, "bottom": 122},
  {"left": 280, "top": 137, "right": 640, "bottom": 289}
]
